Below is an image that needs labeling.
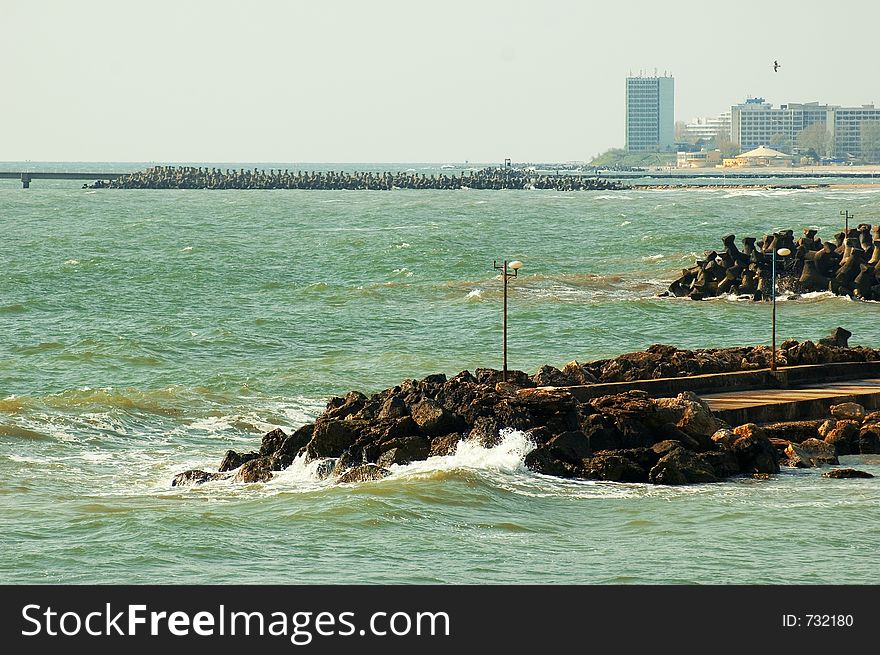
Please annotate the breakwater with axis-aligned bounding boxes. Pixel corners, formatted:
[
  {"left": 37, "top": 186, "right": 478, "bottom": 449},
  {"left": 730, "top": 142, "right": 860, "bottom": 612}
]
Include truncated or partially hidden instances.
[
  {"left": 85, "top": 165, "right": 626, "bottom": 191},
  {"left": 663, "top": 224, "right": 880, "bottom": 301},
  {"left": 173, "top": 336, "right": 880, "bottom": 489}
]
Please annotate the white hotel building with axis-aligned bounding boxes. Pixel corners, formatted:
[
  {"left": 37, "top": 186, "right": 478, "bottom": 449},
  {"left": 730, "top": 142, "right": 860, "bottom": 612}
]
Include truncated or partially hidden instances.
[{"left": 730, "top": 98, "right": 880, "bottom": 159}]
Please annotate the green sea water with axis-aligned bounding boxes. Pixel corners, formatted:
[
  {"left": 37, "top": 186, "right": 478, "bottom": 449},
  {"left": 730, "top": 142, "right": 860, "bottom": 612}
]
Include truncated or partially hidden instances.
[{"left": 2, "top": 170, "right": 880, "bottom": 584}]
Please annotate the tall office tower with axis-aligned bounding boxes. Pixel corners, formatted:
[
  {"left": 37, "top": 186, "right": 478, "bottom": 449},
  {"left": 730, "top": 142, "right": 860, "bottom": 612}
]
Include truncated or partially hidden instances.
[{"left": 626, "top": 74, "right": 674, "bottom": 152}]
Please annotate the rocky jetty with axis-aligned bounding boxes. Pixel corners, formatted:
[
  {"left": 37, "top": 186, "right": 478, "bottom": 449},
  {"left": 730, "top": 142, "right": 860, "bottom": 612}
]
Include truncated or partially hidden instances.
[
  {"left": 173, "top": 338, "right": 880, "bottom": 489},
  {"left": 663, "top": 224, "right": 880, "bottom": 301},
  {"left": 88, "top": 165, "right": 625, "bottom": 191}
]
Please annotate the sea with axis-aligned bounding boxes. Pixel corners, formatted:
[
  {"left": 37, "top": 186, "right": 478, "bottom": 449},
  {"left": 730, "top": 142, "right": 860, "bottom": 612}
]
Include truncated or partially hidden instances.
[{"left": 2, "top": 163, "right": 879, "bottom": 584}]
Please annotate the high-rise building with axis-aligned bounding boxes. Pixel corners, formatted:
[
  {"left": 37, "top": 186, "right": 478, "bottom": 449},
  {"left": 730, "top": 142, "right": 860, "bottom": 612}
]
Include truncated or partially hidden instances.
[
  {"left": 626, "top": 75, "right": 674, "bottom": 152},
  {"left": 730, "top": 98, "right": 880, "bottom": 158}
]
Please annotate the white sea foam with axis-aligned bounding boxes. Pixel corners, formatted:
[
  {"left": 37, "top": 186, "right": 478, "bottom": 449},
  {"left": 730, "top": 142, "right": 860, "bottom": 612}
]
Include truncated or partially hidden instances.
[
  {"left": 642, "top": 254, "right": 664, "bottom": 262},
  {"left": 620, "top": 220, "right": 632, "bottom": 226},
  {"left": 64, "top": 259, "right": 79, "bottom": 265},
  {"left": 392, "top": 267, "right": 414, "bottom": 277},
  {"left": 181, "top": 246, "right": 193, "bottom": 252},
  {"left": 466, "top": 288, "right": 483, "bottom": 300},
  {"left": 394, "top": 429, "right": 535, "bottom": 479}
]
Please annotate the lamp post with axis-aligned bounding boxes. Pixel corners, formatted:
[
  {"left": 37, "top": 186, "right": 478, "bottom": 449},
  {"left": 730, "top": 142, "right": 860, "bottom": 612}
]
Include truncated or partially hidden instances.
[
  {"left": 840, "top": 209, "right": 853, "bottom": 234},
  {"left": 770, "top": 247, "right": 791, "bottom": 372},
  {"left": 493, "top": 259, "right": 523, "bottom": 381}
]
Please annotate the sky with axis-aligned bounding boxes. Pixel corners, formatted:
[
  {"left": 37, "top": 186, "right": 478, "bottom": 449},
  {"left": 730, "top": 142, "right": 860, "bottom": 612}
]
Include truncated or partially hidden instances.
[{"left": 1, "top": 0, "right": 878, "bottom": 163}]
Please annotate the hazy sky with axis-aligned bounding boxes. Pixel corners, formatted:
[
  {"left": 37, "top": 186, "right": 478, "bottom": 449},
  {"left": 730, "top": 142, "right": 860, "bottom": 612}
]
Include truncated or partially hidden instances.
[{"left": 2, "top": 0, "right": 878, "bottom": 163}]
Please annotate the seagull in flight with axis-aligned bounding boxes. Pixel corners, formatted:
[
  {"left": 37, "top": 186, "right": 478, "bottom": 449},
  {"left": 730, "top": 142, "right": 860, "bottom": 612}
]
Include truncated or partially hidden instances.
[{"left": 773, "top": 60, "right": 781, "bottom": 72}]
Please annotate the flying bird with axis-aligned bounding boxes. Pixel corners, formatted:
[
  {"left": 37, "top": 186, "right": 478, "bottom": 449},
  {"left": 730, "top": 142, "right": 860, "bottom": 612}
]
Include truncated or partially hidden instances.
[{"left": 773, "top": 60, "right": 780, "bottom": 72}]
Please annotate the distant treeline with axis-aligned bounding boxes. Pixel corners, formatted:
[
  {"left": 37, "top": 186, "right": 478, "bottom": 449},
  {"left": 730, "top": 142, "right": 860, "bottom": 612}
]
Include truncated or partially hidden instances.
[{"left": 86, "top": 166, "right": 627, "bottom": 191}]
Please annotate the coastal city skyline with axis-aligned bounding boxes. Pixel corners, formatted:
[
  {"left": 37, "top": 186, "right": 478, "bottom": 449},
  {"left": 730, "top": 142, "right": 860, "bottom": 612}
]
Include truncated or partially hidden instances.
[{"left": 2, "top": 0, "right": 879, "bottom": 162}]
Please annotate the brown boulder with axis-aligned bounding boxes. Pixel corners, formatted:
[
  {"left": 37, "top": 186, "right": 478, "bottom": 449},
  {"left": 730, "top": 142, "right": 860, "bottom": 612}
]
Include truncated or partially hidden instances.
[
  {"left": 858, "top": 425, "right": 880, "bottom": 454},
  {"left": 337, "top": 464, "right": 391, "bottom": 484},
  {"left": 307, "top": 419, "right": 358, "bottom": 460},
  {"left": 730, "top": 424, "right": 779, "bottom": 474},
  {"left": 377, "top": 395, "right": 409, "bottom": 420},
  {"left": 817, "top": 419, "right": 837, "bottom": 439},
  {"left": 376, "top": 436, "right": 430, "bottom": 467},
  {"left": 761, "top": 420, "right": 823, "bottom": 443},
  {"left": 258, "top": 427, "right": 288, "bottom": 456},
  {"left": 325, "top": 390, "right": 367, "bottom": 420},
  {"left": 546, "top": 431, "right": 592, "bottom": 465},
  {"left": 531, "top": 364, "right": 573, "bottom": 387},
  {"left": 784, "top": 439, "right": 839, "bottom": 468},
  {"left": 710, "top": 428, "right": 736, "bottom": 449},
  {"left": 830, "top": 402, "right": 866, "bottom": 422},
  {"left": 410, "top": 399, "right": 459, "bottom": 436},
  {"left": 171, "top": 469, "right": 212, "bottom": 487},
  {"left": 822, "top": 468, "right": 874, "bottom": 479},
  {"left": 523, "top": 447, "right": 581, "bottom": 478},
  {"left": 218, "top": 449, "right": 259, "bottom": 472},
  {"left": 233, "top": 457, "right": 273, "bottom": 483},
  {"left": 429, "top": 433, "right": 462, "bottom": 457},
  {"left": 582, "top": 453, "right": 647, "bottom": 483},
  {"left": 561, "top": 360, "right": 598, "bottom": 385},
  {"left": 823, "top": 420, "right": 860, "bottom": 456},
  {"left": 648, "top": 447, "right": 719, "bottom": 485},
  {"left": 468, "top": 416, "right": 502, "bottom": 447},
  {"left": 581, "top": 413, "right": 622, "bottom": 451},
  {"left": 270, "top": 424, "right": 315, "bottom": 470}
]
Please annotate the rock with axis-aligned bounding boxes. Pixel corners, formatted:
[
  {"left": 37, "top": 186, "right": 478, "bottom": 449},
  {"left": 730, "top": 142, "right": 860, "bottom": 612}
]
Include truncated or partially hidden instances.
[
  {"left": 561, "top": 360, "right": 598, "bottom": 385},
  {"left": 314, "top": 459, "right": 337, "bottom": 480},
  {"left": 823, "top": 420, "right": 860, "bottom": 456},
  {"left": 784, "top": 439, "right": 839, "bottom": 468},
  {"left": 817, "top": 419, "right": 837, "bottom": 439},
  {"left": 531, "top": 364, "right": 573, "bottom": 387},
  {"left": 710, "top": 428, "right": 736, "bottom": 449},
  {"left": 581, "top": 413, "right": 622, "bottom": 451},
  {"left": 325, "top": 390, "right": 367, "bottom": 420},
  {"left": 377, "top": 395, "right": 409, "bottom": 420},
  {"left": 524, "top": 447, "right": 578, "bottom": 478},
  {"left": 761, "top": 420, "right": 823, "bottom": 443},
  {"left": 863, "top": 411, "right": 880, "bottom": 423},
  {"left": 700, "top": 451, "right": 741, "bottom": 479},
  {"left": 307, "top": 419, "right": 358, "bottom": 460},
  {"left": 468, "top": 416, "right": 502, "bottom": 447},
  {"left": 648, "top": 447, "right": 719, "bottom": 485},
  {"left": 657, "top": 423, "right": 702, "bottom": 451},
  {"left": 218, "top": 449, "right": 259, "bottom": 472},
  {"left": 270, "top": 424, "right": 315, "bottom": 470},
  {"left": 858, "top": 425, "right": 880, "bottom": 454},
  {"left": 818, "top": 327, "right": 851, "bottom": 348},
  {"left": 258, "top": 427, "right": 288, "bottom": 456},
  {"left": 822, "top": 468, "right": 875, "bottom": 479},
  {"left": 545, "top": 430, "right": 592, "bottom": 465},
  {"left": 429, "top": 433, "right": 462, "bottom": 457},
  {"left": 655, "top": 391, "right": 720, "bottom": 440},
  {"left": 233, "top": 457, "right": 273, "bottom": 483},
  {"left": 752, "top": 473, "right": 772, "bottom": 481},
  {"left": 171, "top": 469, "right": 212, "bottom": 487},
  {"left": 582, "top": 453, "right": 647, "bottom": 483},
  {"left": 337, "top": 464, "right": 391, "bottom": 484},
  {"left": 830, "top": 402, "right": 866, "bottom": 422},
  {"left": 377, "top": 436, "right": 430, "bottom": 467},
  {"left": 730, "top": 424, "right": 779, "bottom": 474},
  {"left": 410, "top": 399, "right": 459, "bottom": 436}
]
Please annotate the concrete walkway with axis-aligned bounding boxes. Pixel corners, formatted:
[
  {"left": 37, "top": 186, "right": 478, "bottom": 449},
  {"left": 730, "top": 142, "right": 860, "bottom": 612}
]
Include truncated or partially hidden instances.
[{"left": 700, "top": 378, "right": 880, "bottom": 425}]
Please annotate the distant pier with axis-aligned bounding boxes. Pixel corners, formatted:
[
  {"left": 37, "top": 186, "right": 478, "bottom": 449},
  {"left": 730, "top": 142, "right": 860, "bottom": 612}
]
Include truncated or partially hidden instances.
[{"left": 0, "top": 171, "right": 126, "bottom": 188}]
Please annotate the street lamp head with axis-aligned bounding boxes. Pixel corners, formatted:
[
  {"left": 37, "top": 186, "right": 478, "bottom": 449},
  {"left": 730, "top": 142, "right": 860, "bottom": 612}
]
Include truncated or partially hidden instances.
[
  {"left": 777, "top": 248, "right": 791, "bottom": 257},
  {"left": 508, "top": 260, "right": 523, "bottom": 271}
]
